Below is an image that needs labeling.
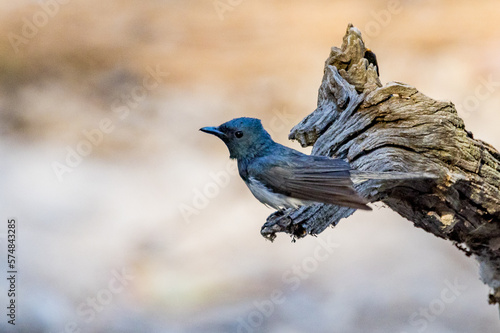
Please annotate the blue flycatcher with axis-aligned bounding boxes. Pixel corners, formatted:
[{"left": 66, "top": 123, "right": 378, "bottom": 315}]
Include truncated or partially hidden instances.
[{"left": 200, "top": 117, "right": 372, "bottom": 211}]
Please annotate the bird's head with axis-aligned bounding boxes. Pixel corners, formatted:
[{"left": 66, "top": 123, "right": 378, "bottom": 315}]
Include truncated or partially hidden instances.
[{"left": 200, "top": 117, "right": 274, "bottom": 160}]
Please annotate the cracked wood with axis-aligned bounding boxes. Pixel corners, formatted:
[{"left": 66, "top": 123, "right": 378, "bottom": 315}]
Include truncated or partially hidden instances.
[{"left": 260, "top": 24, "right": 500, "bottom": 308}]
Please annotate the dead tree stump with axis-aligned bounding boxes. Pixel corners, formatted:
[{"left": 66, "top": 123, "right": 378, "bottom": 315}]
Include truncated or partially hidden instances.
[{"left": 261, "top": 24, "right": 500, "bottom": 310}]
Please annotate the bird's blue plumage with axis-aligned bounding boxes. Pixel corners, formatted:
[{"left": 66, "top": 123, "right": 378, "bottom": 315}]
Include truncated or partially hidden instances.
[{"left": 200, "top": 117, "right": 371, "bottom": 210}]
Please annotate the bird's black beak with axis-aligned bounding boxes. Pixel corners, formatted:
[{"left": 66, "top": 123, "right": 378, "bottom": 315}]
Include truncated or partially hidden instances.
[{"left": 200, "top": 126, "right": 226, "bottom": 139}]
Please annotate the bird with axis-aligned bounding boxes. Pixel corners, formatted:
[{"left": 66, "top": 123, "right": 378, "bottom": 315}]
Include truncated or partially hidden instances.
[{"left": 200, "top": 117, "right": 372, "bottom": 211}]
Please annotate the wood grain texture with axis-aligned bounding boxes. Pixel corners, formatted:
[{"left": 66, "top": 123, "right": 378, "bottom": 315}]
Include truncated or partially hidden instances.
[{"left": 261, "top": 24, "right": 500, "bottom": 308}]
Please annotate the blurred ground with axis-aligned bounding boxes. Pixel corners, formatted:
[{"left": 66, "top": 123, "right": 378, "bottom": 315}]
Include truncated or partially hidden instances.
[{"left": 1, "top": 0, "right": 500, "bottom": 332}]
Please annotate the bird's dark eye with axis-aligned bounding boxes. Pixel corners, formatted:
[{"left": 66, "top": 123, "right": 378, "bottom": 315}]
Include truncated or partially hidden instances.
[{"left": 235, "top": 131, "right": 243, "bottom": 138}]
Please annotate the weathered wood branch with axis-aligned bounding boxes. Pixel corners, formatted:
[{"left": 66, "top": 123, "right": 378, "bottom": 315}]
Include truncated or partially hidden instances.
[{"left": 261, "top": 24, "right": 500, "bottom": 309}]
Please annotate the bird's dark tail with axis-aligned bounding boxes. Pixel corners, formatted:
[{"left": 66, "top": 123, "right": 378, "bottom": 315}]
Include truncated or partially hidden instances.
[{"left": 350, "top": 170, "right": 437, "bottom": 184}]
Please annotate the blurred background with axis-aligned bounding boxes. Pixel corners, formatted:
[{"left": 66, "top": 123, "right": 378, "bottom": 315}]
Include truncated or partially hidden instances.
[{"left": 1, "top": 0, "right": 500, "bottom": 332}]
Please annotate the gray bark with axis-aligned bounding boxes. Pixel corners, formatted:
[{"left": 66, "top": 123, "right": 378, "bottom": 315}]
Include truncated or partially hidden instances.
[{"left": 261, "top": 24, "right": 500, "bottom": 310}]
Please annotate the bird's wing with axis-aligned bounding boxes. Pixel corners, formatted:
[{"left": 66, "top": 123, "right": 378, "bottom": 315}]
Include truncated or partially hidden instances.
[{"left": 251, "top": 156, "right": 372, "bottom": 210}]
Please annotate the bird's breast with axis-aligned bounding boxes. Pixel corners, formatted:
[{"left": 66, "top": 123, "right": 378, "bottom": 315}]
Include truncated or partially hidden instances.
[
  {"left": 237, "top": 159, "right": 249, "bottom": 181},
  {"left": 246, "top": 177, "right": 308, "bottom": 210}
]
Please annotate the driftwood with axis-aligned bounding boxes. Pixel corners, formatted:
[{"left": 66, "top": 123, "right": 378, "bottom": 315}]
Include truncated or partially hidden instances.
[{"left": 261, "top": 24, "right": 500, "bottom": 310}]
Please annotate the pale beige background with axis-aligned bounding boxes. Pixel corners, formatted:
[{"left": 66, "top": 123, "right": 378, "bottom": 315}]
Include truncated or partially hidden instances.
[{"left": 1, "top": 1, "right": 500, "bottom": 332}]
